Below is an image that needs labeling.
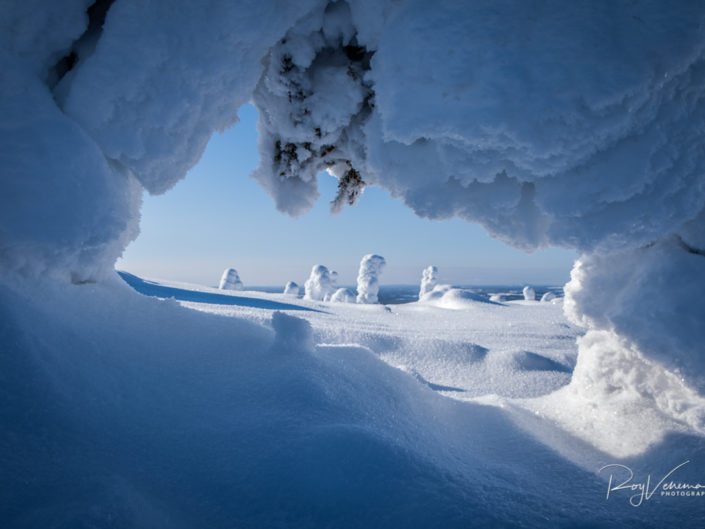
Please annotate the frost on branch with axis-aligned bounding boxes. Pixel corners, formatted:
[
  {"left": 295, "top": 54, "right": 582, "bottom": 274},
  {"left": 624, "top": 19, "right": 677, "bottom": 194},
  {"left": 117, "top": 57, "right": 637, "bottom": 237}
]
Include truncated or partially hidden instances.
[
  {"left": 251, "top": 0, "right": 375, "bottom": 217},
  {"left": 331, "top": 166, "right": 365, "bottom": 214}
]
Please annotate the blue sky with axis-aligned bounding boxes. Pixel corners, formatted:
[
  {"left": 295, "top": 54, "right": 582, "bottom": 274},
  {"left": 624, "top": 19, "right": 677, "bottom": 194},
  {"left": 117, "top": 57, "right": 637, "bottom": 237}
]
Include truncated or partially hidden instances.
[{"left": 117, "top": 104, "right": 577, "bottom": 287}]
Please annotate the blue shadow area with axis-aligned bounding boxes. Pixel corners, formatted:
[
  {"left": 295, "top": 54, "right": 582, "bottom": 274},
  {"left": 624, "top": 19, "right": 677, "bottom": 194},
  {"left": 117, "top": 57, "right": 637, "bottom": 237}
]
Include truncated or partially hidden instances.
[{"left": 118, "top": 271, "right": 324, "bottom": 313}]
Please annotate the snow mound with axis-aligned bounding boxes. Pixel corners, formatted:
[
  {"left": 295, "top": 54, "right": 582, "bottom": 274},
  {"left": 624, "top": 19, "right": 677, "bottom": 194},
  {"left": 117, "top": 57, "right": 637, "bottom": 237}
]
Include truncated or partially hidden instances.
[
  {"left": 218, "top": 268, "right": 244, "bottom": 291},
  {"left": 330, "top": 287, "right": 356, "bottom": 303},
  {"left": 540, "top": 291, "right": 557, "bottom": 303},
  {"left": 420, "top": 284, "right": 493, "bottom": 310},
  {"left": 356, "top": 254, "right": 385, "bottom": 304},
  {"left": 283, "top": 280, "right": 300, "bottom": 296}
]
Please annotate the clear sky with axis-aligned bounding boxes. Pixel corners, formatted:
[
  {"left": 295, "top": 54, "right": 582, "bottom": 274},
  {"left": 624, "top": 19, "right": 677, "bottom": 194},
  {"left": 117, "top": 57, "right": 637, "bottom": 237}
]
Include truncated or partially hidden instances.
[{"left": 117, "top": 104, "right": 577, "bottom": 287}]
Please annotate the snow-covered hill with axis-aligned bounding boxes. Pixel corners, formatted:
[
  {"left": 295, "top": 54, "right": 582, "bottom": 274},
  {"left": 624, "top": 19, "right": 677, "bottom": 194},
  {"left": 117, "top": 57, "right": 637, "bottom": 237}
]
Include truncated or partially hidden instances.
[{"left": 2, "top": 271, "right": 703, "bottom": 527}]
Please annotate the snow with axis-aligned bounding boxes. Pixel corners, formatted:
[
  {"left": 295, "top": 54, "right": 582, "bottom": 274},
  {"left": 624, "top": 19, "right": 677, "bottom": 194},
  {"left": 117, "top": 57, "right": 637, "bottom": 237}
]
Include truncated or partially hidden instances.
[
  {"left": 304, "top": 264, "right": 336, "bottom": 301},
  {"left": 283, "top": 280, "right": 300, "bottom": 296},
  {"left": 330, "top": 287, "right": 356, "bottom": 303},
  {"left": 218, "top": 268, "right": 244, "bottom": 290},
  {"left": 540, "top": 291, "right": 557, "bottom": 303},
  {"left": 355, "top": 253, "right": 385, "bottom": 304},
  {"left": 3, "top": 0, "right": 705, "bottom": 526},
  {"left": 421, "top": 284, "right": 499, "bottom": 310},
  {"left": 419, "top": 265, "right": 438, "bottom": 299},
  {"left": 523, "top": 285, "right": 536, "bottom": 301}
]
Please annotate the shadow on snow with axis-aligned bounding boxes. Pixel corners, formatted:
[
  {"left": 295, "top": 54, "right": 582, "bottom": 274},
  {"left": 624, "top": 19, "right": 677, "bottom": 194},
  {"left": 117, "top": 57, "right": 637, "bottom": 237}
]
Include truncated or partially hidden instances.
[{"left": 118, "top": 271, "right": 324, "bottom": 313}]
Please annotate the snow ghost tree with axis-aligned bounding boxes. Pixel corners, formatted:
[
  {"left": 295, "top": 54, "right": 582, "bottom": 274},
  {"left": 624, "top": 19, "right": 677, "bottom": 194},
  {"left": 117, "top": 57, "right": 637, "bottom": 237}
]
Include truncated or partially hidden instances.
[
  {"left": 419, "top": 265, "right": 439, "bottom": 300},
  {"left": 303, "top": 265, "right": 335, "bottom": 301},
  {"left": 283, "top": 281, "right": 299, "bottom": 296},
  {"left": 523, "top": 286, "right": 536, "bottom": 301},
  {"left": 219, "top": 268, "right": 244, "bottom": 291},
  {"left": 356, "top": 254, "right": 385, "bottom": 304},
  {"left": 541, "top": 291, "right": 556, "bottom": 303}
]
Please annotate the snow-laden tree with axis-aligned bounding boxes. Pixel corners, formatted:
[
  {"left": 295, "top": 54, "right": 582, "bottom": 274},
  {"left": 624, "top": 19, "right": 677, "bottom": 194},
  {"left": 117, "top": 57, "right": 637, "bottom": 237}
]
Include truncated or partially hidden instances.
[
  {"left": 356, "top": 254, "right": 385, "bottom": 304},
  {"left": 219, "top": 268, "right": 244, "bottom": 291},
  {"left": 303, "top": 265, "right": 335, "bottom": 301},
  {"left": 419, "top": 265, "right": 439, "bottom": 300},
  {"left": 283, "top": 281, "right": 299, "bottom": 296}
]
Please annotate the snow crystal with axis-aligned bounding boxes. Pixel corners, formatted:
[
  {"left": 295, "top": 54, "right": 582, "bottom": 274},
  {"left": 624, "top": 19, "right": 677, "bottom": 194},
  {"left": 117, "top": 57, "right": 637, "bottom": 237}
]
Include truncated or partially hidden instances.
[
  {"left": 218, "top": 268, "right": 244, "bottom": 291},
  {"left": 356, "top": 254, "right": 385, "bottom": 304}
]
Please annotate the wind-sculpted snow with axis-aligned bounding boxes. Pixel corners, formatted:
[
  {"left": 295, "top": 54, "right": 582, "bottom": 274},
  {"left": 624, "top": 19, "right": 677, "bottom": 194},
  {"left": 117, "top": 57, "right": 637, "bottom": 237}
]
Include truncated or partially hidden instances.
[{"left": 3, "top": 0, "right": 705, "bottom": 526}]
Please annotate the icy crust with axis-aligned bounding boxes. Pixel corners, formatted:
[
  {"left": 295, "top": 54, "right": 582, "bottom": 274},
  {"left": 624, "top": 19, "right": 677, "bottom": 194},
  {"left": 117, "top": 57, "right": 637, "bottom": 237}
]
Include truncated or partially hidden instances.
[{"left": 3, "top": 277, "right": 702, "bottom": 527}]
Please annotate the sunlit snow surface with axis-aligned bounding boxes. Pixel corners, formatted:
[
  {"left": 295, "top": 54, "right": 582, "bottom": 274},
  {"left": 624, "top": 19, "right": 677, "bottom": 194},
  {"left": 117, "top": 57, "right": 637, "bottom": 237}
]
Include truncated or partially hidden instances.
[
  {"left": 123, "top": 273, "right": 705, "bottom": 466},
  {"left": 3, "top": 0, "right": 705, "bottom": 526},
  {"left": 140, "top": 275, "right": 580, "bottom": 400}
]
